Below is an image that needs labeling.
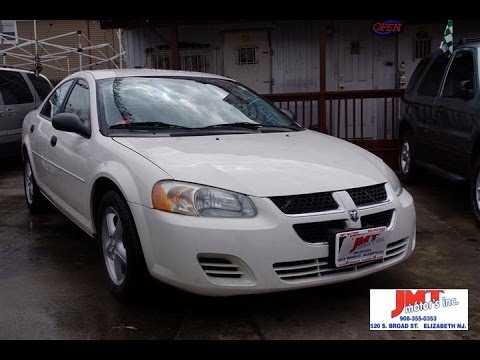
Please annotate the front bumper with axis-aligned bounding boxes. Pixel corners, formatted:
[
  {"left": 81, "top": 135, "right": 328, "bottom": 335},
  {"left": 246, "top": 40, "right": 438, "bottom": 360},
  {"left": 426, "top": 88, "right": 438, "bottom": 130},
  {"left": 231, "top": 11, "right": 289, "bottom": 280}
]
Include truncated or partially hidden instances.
[{"left": 130, "top": 185, "right": 416, "bottom": 296}]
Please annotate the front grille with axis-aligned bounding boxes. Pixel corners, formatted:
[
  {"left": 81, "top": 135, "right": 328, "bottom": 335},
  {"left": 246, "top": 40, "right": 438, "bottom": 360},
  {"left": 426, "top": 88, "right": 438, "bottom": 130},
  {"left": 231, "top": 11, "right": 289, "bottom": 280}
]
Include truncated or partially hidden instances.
[
  {"left": 293, "top": 220, "right": 346, "bottom": 243},
  {"left": 270, "top": 192, "right": 338, "bottom": 214},
  {"left": 347, "top": 183, "right": 387, "bottom": 207},
  {"left": 273, "top": 237, "right": 409, "bottom": 283},
  {"left": 198, "top": 257, "right": 243, "bottom": 279},
  {"left": 361, "top": 210, "right": 394, "bottom": 228}
]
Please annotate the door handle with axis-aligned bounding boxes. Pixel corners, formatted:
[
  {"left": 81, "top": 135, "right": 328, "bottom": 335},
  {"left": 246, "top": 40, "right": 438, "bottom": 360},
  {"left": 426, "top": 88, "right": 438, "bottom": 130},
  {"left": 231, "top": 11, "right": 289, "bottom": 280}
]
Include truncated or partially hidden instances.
[
  {"left": 435, "top": 107, "right": 444, "bottom": 114},
  {"left": 6, "top": 108, "right": 14, "bottom": 116},
  {"left": 50, "top": 136, "right": 57, "bottom": 147},
  {"left": 411, "top": 104, "right": 419, "bottom": 109}
]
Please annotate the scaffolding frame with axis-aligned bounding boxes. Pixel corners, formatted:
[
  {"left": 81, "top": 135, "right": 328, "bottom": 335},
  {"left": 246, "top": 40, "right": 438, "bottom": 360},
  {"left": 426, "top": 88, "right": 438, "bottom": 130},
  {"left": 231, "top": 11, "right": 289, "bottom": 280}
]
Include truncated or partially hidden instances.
[{"left": 0, "top": 20, "right": 125, "bottom": 74}]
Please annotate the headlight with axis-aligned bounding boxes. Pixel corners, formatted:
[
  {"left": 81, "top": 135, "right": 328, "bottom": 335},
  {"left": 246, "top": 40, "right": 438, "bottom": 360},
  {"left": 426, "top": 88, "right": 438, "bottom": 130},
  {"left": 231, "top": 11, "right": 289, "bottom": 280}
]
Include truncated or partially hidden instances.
[
  {"left": 383, "top": 165, "right": 403, "bottom": 196},
  {"left": 152, "top": 181, "right": 256, "bottom": 218}
]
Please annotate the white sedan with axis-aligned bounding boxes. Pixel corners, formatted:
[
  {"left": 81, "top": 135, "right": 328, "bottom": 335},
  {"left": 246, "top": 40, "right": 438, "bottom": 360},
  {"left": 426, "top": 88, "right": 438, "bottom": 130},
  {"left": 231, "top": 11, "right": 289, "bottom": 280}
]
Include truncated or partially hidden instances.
[{"left": 22, "top": 69, "right": 416, "bottom": 299}]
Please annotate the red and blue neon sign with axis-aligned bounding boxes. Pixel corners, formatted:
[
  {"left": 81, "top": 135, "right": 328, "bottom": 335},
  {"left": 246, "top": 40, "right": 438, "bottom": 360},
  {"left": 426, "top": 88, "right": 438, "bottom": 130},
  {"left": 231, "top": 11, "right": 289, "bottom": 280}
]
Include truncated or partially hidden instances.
[{"left": 372, "top": 20, "right": 404, "bottom": 36}]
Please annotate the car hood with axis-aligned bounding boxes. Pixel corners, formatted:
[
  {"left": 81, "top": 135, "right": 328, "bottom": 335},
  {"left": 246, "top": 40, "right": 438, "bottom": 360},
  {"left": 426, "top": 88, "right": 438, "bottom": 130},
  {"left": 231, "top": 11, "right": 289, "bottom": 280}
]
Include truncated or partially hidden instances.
[{"left": 113, "top": 130, "right": 388, "bottom": 197}]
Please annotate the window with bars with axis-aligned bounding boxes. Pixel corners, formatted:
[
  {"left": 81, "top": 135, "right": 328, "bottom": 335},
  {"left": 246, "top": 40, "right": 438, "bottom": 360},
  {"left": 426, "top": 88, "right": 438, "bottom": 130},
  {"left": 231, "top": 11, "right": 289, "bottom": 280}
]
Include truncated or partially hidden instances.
[
  {"left": 236, "top": 47, "right": 257, "bottom": 65},
  {"left": 0, "top": 20, "right": 18, "bottom": 44},
  {"left": 149, "top": 46, "right": 217, "bottom": 74},
  {"left": 182, "top": 53, "right": 207, "bottom": 72},
  {"left": 414, "top": 36, "right": 431, "bottom": 59}
]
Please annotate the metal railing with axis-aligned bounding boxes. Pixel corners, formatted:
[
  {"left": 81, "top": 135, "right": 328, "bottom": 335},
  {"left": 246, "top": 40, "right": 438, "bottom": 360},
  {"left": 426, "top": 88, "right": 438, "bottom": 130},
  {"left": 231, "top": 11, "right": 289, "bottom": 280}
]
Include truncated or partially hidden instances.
[
  {"left": 264, "top": 89, "right": 405, "bottom": 141},
  {"left": 263, "top": 89, "right": 405, "bottom": 169}
]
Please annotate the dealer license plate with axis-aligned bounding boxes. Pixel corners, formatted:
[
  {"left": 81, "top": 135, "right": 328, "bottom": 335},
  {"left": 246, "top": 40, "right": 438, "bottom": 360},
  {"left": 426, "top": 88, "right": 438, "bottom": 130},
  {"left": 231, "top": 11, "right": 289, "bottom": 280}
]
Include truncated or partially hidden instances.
[{"left": 335, "top": 226, "right": 387, "bottom": 267}]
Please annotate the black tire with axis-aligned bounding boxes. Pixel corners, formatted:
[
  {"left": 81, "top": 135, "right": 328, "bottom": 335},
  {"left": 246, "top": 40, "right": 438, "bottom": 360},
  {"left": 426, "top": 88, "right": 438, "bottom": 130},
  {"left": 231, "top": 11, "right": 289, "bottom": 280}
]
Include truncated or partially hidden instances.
[
  {"left": 96, "top": 190, "right": 148, "bottom": 302},
  {"left": 398, "top": 130, "right": 418, "bottom": 184},
  {"left": 23, "top": 157, "right": 47, "bottom": 213},
  {"left": 470, "top": 155, "right": 480, "bottom": 225}
]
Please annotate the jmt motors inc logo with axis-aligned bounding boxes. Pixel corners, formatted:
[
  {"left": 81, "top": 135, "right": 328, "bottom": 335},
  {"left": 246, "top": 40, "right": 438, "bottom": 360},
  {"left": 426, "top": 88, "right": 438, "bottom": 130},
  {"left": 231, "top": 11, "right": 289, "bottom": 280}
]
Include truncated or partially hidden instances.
[{"left": 370, "top": 289, "right": 468, "bottom": 330}]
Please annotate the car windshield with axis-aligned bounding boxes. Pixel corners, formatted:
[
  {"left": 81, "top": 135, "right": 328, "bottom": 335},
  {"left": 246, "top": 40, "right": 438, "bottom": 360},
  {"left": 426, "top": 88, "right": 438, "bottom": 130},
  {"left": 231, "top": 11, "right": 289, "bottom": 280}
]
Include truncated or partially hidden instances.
[{"left": 97, "top": 76, "right": 297, "bottom": 132}]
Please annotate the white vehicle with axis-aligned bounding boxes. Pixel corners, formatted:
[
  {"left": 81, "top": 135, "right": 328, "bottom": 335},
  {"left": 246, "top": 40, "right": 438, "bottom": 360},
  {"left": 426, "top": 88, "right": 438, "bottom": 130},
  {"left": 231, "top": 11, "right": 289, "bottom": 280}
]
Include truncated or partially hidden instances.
[{"left": 22, "top": 69, "right": 416, "bottom": 299}]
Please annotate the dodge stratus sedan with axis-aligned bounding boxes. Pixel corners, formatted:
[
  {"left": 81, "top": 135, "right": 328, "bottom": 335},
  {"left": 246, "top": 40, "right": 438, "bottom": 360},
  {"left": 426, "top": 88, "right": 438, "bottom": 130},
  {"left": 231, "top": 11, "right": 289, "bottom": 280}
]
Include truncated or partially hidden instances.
[{"left": 22, "top": 69, "right": 416, "bottom": 300}]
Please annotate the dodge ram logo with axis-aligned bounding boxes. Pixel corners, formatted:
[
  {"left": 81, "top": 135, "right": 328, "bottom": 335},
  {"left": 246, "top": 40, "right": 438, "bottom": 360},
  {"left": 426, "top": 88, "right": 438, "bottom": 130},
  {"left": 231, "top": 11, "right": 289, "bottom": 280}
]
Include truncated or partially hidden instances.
[{"left": 349, "top": 210, "right": 359, "bottom": 222}]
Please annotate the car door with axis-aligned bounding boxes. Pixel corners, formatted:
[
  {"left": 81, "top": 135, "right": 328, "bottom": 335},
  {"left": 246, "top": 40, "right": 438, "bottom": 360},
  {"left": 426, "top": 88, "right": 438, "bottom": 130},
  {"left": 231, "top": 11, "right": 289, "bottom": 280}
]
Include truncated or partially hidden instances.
[
  {"left": 30, "top": 80, "right": 75, "bottom": 195},
  {"left": 0, "top": 70, "right": 35, "bottom": 146},
  {"left": 433, "top": 49, "right": 477, "bottom": 176},
  {"left": 47, "top": 78, "right": 93, "bottom": 228},
  {"left": 409, "top": 52, "right": 449, "bottom": 165}
]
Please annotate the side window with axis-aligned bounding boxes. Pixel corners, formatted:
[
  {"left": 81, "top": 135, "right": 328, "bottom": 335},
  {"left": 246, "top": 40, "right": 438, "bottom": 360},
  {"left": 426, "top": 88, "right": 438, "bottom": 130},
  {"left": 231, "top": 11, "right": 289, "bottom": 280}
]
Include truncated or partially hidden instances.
[
  {"left": 405, "top": 57, "right": 430, "bottom": 95},
  {"left": 40, "top": 80, "right": 73, "bottom": 119},
  {"left": 0, "top": 70, "right": 34, "bottom": 105},
  {"left": 418, "top": 53, "right": 449, "bottom": 96},
  {"left": 26, "top": 74, "right": 53, "bottom": 101},
  {"left": 442, "top": 51, "right": 475, "bottom": 98},
  {"left": 64, "top": 79, "right": 90, "bottom": 122}
]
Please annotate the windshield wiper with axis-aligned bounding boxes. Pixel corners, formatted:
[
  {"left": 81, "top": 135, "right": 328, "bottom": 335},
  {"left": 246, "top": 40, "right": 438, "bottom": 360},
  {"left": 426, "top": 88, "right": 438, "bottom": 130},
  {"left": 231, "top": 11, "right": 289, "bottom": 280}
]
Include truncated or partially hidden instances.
[
  {"left": 199, "top": 122, "right": 262, "bottom": 130},
  {"left": 198, "top": 122, "right": 301, "bottom": 131},
  {"left": 109, "top": 121, "right": 190, "bottom": 130},
  {"left": 109, "top": 121, "right": 302, "bottom": 134}
]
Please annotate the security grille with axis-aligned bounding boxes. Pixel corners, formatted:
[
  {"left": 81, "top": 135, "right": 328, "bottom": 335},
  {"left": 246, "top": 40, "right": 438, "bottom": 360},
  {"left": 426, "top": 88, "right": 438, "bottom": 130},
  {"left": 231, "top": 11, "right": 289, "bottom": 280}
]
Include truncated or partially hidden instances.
[
  {"left": 236, "top": 47, "right": 257, "bottom": 65},
  {"left": 414, "top": 37, "right": 431, "bottom": 59},
  {"left": 149, "top": 45, "right": 219, "bottom": 74}
]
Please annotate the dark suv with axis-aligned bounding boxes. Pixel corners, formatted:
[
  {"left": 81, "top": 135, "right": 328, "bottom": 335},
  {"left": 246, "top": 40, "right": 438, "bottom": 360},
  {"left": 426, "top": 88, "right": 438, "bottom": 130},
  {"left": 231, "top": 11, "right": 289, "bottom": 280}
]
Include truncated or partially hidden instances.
[
  {"left": 399, "top": 41, "right": 480, "bottom": 223},
  {"left": 0, "top": 67, "right": 53, "bottom": 158}
]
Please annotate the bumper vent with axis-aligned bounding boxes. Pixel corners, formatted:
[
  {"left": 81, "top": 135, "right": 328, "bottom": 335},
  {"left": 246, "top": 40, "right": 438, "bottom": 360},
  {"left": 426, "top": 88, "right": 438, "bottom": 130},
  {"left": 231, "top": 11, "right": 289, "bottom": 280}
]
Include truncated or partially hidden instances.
[
  {"left": 270, "top": 192, "right": 338, "bottom": 215},
  {"left": 273, "top": 237, "right": 409, "bottom": 283},
  {"left": 347, "top": 184, "right": 387, "bottom": 207},
  {"left": 293, "top": 220, "right": 346, "bottom": 243},
  {"left": 361, "top": 210, "right": 394, "bottom": 228},
  {"left": 273, "top": 258, "right": 329, "bottom": 281},
  {"left": 198, "top": 257, "right": 243, "bottom": 279}
]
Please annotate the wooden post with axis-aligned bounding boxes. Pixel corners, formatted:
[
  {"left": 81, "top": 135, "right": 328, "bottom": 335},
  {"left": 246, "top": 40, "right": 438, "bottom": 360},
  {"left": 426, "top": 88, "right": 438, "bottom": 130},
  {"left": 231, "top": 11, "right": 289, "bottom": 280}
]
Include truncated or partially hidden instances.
[
  {"left": 319, "top": 21, "right": 327, "bottom": 133},
  {"left": 170, "top": 24, "right": 180, "bottom": 70}
]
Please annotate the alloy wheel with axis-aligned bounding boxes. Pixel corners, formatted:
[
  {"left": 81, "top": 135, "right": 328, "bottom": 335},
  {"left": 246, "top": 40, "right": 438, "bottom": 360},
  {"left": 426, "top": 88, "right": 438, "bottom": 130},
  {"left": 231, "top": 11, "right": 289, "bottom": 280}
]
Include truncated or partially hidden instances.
[
  {"left": 25, "top": 161, "right": 34, "bottom": 205},
  {"left": 101, "top": 207, "right": 127, "bottom": 286},
  {"left": 476, "top": 168, "right": 480, "bottom": 212},
  {"left": 400, "top": 139, "right": 410, "bottom": 174}
]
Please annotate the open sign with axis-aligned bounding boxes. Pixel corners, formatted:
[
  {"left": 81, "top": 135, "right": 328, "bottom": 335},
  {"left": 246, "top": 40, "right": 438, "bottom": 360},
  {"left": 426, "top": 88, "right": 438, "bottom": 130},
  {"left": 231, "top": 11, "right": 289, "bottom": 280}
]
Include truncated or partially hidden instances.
[{"left": 372, "top": 20, "right": 404, "bottom": 36}]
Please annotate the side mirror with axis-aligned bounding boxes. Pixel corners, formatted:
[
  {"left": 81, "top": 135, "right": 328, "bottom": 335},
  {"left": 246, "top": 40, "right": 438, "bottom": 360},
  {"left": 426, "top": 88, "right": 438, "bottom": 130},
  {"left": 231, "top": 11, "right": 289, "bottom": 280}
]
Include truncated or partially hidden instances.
[
  {"left": 458, "top": 80, "right": 475, "bottom": 100},
  {"left": 52, "top": 113, "right": 90, "bottom": 137},
  {"left": 281, "top": 108, "right": 296, "bottom": 120}
]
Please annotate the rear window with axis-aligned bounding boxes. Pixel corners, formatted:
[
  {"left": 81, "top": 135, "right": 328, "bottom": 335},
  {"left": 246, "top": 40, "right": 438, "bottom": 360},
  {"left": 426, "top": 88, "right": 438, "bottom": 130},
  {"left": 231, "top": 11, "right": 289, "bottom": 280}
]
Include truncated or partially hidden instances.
[
  {"left": 405, "top": 57, "right": 430, "bottom": 94},
  {"left": 27, "top": 73, "right": 53, "bottom": 100},
  {"left": 0, "top": 70, "right": 34, "bottom": 105}
]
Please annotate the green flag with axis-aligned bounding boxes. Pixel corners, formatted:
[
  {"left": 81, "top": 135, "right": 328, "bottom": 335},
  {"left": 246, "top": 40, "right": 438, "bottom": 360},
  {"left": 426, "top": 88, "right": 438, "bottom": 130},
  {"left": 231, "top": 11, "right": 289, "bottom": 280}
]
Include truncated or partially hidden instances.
[{"left": 440, "top": 19, "right": 453, "bottom": 57}]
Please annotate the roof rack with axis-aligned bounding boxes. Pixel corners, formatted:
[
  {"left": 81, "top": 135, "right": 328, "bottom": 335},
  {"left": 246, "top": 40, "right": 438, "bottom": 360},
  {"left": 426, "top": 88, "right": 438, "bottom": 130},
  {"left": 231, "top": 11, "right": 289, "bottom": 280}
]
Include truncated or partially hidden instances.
[{"left": 458, "top": 37, "right": 480, "bottom": 44}]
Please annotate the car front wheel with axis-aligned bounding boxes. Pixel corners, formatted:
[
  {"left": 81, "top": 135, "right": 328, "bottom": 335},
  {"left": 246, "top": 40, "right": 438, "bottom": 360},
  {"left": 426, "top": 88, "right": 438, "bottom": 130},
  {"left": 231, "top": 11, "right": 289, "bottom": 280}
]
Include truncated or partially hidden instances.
[
  {"left": 399, "top": 131, "right": 418, "bottom": 183},
  {"left": 96, "top": 190, "right": 148, "bottom": 301},
  {"left": 470, "top": 155, "right": 480, "bottom": 225},
  {"left": 24, "top": 157, "right": 47, "bottom": 213}
]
